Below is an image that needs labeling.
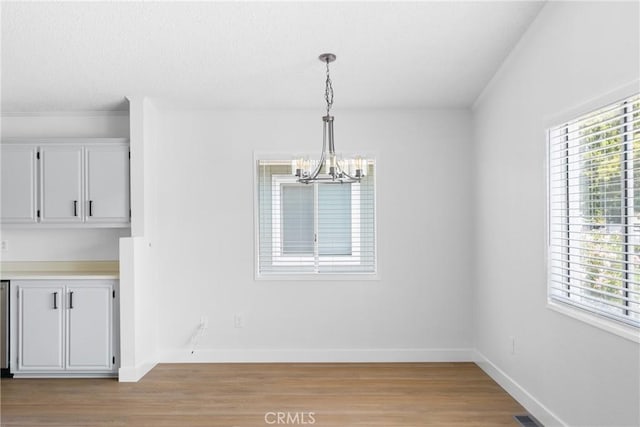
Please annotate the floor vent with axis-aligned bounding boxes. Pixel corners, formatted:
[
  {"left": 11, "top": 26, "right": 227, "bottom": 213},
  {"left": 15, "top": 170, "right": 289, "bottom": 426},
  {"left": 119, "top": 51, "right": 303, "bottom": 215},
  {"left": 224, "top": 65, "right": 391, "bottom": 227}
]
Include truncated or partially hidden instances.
[{"left": 514, "top": 414, "right": 543, "bottom": 427}]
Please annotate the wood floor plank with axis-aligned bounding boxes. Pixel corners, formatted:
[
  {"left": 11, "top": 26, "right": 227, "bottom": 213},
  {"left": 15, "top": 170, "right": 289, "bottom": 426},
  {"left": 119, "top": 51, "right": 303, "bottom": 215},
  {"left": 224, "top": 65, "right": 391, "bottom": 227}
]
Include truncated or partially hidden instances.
[{"left": 1, "top": 363, "right": 527, "bottom": 426}]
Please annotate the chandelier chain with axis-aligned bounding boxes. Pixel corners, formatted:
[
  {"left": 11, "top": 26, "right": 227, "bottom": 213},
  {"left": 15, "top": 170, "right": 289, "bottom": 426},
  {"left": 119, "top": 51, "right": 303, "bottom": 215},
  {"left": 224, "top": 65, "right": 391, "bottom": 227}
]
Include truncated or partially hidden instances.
[{"left": 324, "top": 59, "right": 333, "bottom": 114}]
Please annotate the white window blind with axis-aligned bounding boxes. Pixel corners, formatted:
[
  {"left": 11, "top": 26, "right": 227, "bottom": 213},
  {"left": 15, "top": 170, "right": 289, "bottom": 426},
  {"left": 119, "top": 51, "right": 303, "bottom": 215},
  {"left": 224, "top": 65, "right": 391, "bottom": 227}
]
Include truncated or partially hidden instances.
[
  {"left": 548, "top": 93, "right": 640, "bottom": 328},
  {"left": 257, "top": 159, "right": 376, "bottom": 276}
]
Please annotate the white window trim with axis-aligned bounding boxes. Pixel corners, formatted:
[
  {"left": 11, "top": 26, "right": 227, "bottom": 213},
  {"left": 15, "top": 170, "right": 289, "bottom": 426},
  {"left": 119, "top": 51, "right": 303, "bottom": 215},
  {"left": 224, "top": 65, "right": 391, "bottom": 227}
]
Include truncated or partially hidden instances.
[
  {"left": 253, "top": 151, "right": 379, "bottom": 281},
  {"left": 545, "top": 80, "right": 640, "bottom": 342}
]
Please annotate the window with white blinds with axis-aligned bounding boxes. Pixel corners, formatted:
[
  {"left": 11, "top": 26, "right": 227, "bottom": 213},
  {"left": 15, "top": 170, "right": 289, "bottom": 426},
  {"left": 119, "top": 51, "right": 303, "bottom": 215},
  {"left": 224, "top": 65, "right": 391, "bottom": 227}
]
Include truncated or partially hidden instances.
[
  {"left": 256, "top": 159, "right": 376, "bottom": 276},
  {"left": 548, "top": 93, "right": 640, "bottom": 328}
]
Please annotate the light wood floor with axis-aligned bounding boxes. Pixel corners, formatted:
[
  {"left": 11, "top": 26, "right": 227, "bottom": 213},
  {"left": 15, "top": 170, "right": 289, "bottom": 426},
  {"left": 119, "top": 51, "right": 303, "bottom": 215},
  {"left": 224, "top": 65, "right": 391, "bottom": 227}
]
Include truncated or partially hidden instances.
[{"left": 1, "top": 363, "right": 527, "bottom": 426}]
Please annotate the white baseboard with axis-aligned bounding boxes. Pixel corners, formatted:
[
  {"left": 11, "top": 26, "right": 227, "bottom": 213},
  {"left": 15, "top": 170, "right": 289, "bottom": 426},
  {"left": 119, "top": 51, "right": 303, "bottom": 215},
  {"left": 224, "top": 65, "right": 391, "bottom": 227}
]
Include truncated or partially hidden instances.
[
  {"left": 118, "top": 360, "right": 157, "bottom": 382},
  {"left": 473, "top": 350, "right": 567, "bottom": 427},
  {"left": 159, "top": 348, "right": 475, "bottom": 363}
]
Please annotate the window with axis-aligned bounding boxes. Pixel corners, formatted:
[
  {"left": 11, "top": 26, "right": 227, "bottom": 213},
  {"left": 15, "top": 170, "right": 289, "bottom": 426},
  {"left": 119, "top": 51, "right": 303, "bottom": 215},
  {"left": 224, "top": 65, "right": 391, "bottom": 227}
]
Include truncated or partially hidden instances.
[
  {"left": 548, "top": 93, "right": 640, "bottom": 328},
  {"left": 256, "top": 159, "right": 376, "bottom": 276}
]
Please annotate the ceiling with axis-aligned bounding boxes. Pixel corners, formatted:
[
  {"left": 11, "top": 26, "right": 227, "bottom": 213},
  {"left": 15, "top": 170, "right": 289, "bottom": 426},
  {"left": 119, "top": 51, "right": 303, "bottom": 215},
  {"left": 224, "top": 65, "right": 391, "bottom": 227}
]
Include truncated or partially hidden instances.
[{"left": 1, "top": 1, "right": 545, "bottom": 112}]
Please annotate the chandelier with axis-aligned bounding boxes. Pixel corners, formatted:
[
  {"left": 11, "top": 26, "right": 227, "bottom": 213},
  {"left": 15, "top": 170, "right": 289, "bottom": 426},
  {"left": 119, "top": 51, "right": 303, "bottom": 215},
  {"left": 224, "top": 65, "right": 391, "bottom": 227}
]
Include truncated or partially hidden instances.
[{"left": 293, "top": 53, "right": 366, "bottom": 184}]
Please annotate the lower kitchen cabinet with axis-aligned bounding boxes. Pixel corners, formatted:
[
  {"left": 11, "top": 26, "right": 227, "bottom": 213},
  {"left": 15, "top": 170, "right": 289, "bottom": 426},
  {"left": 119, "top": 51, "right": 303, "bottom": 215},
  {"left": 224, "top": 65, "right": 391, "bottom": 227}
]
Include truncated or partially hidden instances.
[
  {"left": 11, "top": 279, "right": 118, "bottom": 377},
  {"left": 17, "top": 283, "right": 65, "bottom": 371}
]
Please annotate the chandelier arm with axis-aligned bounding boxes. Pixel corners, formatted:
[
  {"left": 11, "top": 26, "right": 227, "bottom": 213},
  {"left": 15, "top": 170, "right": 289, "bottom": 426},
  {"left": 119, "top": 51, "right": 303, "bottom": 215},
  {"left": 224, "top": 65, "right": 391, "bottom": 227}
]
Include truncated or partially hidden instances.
[
  {"left": 298, "top": 116, "right": 328, "bottom": 183},
  {"left": 335, "top": 164, "right": 360, "bottom": 182},
  {"left": 310, "top": 115, "right": 330, "bottom": 178},
  {"left": 303, "top": 158, "right": 360, "bottom": 184},
  {"left": 327, "top": 117, "right": 335, "bottom": 155},
  {"left": 304, "top": 176, "right": 355, "bottom": 182},
  {"left": 306, "top": 150, "right": 326, "bottom": 181}
]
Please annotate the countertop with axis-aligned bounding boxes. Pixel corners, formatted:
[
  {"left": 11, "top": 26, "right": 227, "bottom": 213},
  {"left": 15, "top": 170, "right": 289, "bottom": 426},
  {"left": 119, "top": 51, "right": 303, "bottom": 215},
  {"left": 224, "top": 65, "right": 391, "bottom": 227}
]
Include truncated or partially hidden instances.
[{"left": 0, "top": 261, "right": 119, "bottom": 280}]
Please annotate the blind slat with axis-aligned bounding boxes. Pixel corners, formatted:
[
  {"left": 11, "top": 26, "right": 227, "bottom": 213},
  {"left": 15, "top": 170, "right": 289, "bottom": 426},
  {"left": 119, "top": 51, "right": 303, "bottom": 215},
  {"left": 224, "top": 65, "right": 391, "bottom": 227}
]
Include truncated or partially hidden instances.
[
  {"left": 549, "top": 124, "right": 639, "bottom": 154},
  {"left": 549, "top": 284, "right": 640, "bottom": 316},
  {"left": 550, "top": 259, "right": 640, "bottom": 285},
  {"left": 549, "top": 272, "right": 640, "bottom": 297}
]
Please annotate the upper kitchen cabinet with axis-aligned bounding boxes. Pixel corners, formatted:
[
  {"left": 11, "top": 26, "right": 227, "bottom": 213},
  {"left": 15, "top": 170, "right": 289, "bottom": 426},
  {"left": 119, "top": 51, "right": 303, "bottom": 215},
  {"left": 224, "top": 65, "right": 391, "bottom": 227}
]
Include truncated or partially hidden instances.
[
  {"left": 85, "top": 144, "right": 130, "bottom": 224},
  {"left": 1, "top": 138, "right": 130, "bottom": 228},
  {"left": 0, "top": 144, "right": 38, "bottom": 223},
  {"left": 40, "top": 145, "right": 84, "bottom": 223}
]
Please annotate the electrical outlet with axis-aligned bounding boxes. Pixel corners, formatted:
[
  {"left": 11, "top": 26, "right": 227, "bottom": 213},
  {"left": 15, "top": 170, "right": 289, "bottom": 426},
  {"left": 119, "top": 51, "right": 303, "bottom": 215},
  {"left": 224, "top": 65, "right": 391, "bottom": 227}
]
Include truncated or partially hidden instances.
[
  {"left": 234, "top": 314, "right": 244, "bottom": 328},
  {"left": 509, "top": 336, "right": 516, "bottom": 355},
  {"left": 0, "top": 241, "right": 8, "bottom": 252}
]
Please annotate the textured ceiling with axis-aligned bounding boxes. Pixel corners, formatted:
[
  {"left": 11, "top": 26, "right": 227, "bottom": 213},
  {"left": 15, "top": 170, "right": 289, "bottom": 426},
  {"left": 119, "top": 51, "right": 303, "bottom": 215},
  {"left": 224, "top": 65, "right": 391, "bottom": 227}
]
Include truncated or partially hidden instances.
[{"left": 1, "top": 1, "right": 545, "bottom": 112}]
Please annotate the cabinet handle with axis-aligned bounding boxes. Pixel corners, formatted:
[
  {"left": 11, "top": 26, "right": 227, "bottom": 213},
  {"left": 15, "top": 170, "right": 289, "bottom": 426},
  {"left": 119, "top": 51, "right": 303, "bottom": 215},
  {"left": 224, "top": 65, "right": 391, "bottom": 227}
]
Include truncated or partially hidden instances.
[
  {"left": 53, "top": 292, "right": 58, "bottom": 309},
  {"left": 73, "top": 200, "right": 78, "bottom": 217},
  {"left": 89, "top": 200, "right": 93, "bottom": 217},
  {"left": 69, "top": 291, "right": 74, "bottom": 309}
]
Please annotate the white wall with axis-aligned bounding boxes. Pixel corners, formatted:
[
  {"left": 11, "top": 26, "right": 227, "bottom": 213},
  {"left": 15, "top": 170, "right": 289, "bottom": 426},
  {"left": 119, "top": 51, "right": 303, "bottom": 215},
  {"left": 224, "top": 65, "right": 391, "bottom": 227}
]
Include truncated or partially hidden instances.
[
  {"left": 0, "top": 113, "right": 130, "bottom": 261},
  {"left": 0, "top": 228, "right": 128, "bottom": 261},
  {"left": 152, "top": 108, "right": 473, "bottom": 361},
  {"left": 472, "top": 2, "right": 640, "bottom": 426},
  {"left": 118, "top": 98, "right": 158, "bottom": 381},
  {"left": 1, "top": 113, "right": 129, "bottom": 138}
]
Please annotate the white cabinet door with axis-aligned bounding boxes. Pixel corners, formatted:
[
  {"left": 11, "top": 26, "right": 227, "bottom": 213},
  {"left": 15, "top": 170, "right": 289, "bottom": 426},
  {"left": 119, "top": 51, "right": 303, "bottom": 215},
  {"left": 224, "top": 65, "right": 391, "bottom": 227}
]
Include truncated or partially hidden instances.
[
  {"left": 85, "top": 145, "right": 129, "bottom": 223},
  {"left": 17, "top": 283, "right": 65, "bottom": 371},
  {"left": 40, "top": 145, "right": 83, "bottom": 223},
  {"left": 0, "top": 145, "right": 37, "bottom": 223},
  {"left": 66, "top": 282, "right": 113, "bottom": 371}
]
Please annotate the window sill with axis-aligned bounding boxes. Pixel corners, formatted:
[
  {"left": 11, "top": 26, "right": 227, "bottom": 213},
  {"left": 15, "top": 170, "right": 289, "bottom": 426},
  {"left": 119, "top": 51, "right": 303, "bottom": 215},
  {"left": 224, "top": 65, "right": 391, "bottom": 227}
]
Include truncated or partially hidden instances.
[
  {"left": 255, "top": 273, "right": 380, "bottom": 282},
  {"left": 547, "top": 301, "right": 640, "bottom": 343}
]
